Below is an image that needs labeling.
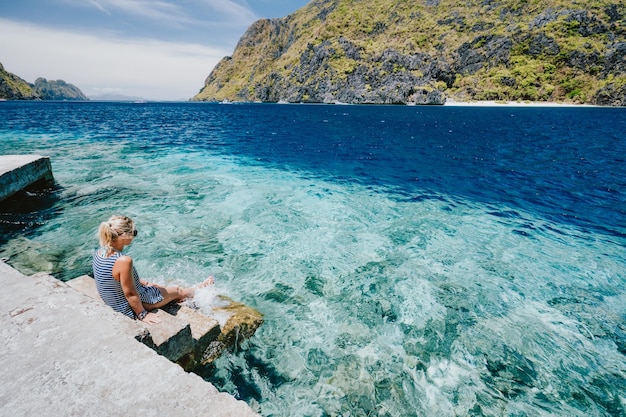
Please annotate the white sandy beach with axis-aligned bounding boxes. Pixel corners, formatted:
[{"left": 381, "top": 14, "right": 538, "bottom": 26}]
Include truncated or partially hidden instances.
[{"left": 443, "top": 99, "right": 597, "bottom": 107}]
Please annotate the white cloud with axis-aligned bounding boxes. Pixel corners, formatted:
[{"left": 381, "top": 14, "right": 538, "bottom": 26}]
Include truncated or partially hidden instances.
[
  {"left": 0, "top": 18, "right": 229, "bottom": 100},
  {"left": 204, "top": 0, "right": 259, "bottom": 22},
  {"left": 84, "top": 0, "right": 193, "bottom": 26},
  {"left": 86, "top": 0, "right": 111, "bottom": 15},
  {"left": 69, "top": 0, "right": 258, "bottom": 28}
]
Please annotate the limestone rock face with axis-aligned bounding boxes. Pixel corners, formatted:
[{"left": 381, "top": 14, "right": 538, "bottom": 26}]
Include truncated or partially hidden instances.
[
  {"left": 0, "top": 62, "right": 88, "bottom": 101},
  {"left": 0, "top": 62, "right": 39, "bottom": 100},
  {"left": 194, "top": 0, "right": 626, "bottom": 106},
  {"left": 32, "top": 78, "right": 88, "bottom": 101},
  {"left": 591, "top": 81, "right": 626, "bottom": 106}
]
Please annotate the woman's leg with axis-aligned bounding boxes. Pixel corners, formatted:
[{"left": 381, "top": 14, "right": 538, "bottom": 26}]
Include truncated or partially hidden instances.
[
  {"left": 142, "top": 286, "right": 186, "bottom": 310},
  {"left": 142, "top": 277, "right": 215, "bottom": 310}
]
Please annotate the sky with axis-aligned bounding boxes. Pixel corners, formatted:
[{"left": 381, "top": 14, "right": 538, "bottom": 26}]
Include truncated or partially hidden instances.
[{"left": 0, "top": 0, "right": 311, "bottom": 100}]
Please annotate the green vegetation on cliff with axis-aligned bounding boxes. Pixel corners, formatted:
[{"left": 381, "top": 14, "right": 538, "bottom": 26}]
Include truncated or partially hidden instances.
[
  {"left": 0, "top": 62, "right": 88, "bottom": 101},
  {"left": 194, "top": 0, "right": 626, "bottom": 105},
  {"left": 0, "top": 63, "right": 38, "bottom": 100},
  {"left": 32, "top": 78, "right": 88, "bottom": 101}
]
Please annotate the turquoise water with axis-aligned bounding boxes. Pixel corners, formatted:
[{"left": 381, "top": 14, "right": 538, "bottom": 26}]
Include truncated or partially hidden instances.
[{"left": 1, "top": 102, "right": 625, "bottom": 416}]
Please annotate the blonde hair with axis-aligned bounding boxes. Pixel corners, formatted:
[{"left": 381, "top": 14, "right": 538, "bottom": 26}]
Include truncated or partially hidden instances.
[{"left": 98, "top": 215, "right": 135, "bottom": 250}]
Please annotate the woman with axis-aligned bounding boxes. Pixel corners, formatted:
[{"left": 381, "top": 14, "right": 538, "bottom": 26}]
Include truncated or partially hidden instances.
[{"left": 93, "top": 215, "right": 213, "bottom": 324}]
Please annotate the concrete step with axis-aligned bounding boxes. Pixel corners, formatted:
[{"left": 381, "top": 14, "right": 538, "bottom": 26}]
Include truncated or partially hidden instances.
[
  {"left": 0, "top": 154, "right": 54, "bottom": 201},
  {"left": 66, "top": 274, "right": 100, "bottom": 299},
  {"left": 66, "top": 275, "right": 195, "bottom": 362},
  {"left": 137, "top": 310, "right": 194, "bottom": 362},
  {"left": 162, "top": 303, "right": 222, "bottom": 370},
  {"left": 2, "top": 261, "right": 259, "bottom": 416},
  {"left": 64, "top": 274, "right": 263, "bottom": 370},
  {"left": 65, "top": 274, "right": 263, "bottom": 369}
]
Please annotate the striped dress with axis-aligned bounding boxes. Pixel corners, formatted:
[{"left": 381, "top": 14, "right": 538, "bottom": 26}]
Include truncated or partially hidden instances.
[{"left": 92, "top": 248, "right": 163, "bottom": 319}]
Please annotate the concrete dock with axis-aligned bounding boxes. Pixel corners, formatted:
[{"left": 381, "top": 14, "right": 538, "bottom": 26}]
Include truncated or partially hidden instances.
[
  {"left": 0, "top": 154, "right": 54, "bottom": 202},
  {"left": 0, "top": 261, "right": 259, "bottom": 417}
]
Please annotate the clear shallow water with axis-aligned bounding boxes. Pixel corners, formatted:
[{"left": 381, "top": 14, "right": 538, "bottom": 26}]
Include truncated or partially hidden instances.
[{"left": 1, "top": 102, "right": 625, "bottom": 416}]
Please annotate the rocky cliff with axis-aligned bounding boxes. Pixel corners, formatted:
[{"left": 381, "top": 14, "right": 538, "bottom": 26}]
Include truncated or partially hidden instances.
[
  {"left": 194, "top": 0, "right": 626, "bottom": 105},
  {"left": 0, "top": 63, "right": 39, "bottom": 100},
  {"left": 0, "top": 62, "right": 88, "bottom": 101},
  {"left": 32, "top": 78, "right": 88, "bottom": 101}
]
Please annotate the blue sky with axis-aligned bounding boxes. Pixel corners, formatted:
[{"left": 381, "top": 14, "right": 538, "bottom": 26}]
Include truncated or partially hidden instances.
[{"left": 0, "top": 0, "right": 310, "bottom": 100}]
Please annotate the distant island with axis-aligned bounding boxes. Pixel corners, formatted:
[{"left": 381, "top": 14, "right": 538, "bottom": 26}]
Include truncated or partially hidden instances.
[
  {"left": 0, "top": 62, "right": 38, "bottom": 100},
  {"left": 193, "top": 0, "right": 626, "bottom": 106},
  {"left": 88, "top": 93, "right": 147, "bottom": 102},
  {"left": 0, "top": 62, "right": 87, "bottom": 101},
  {"left": 32, "top": 78, "right": 87, "bottom": 100}
]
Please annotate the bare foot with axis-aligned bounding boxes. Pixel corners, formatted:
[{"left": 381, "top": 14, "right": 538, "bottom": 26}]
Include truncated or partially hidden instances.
[
  {"left": 197, "top": 276, "right": 215, "bottom": 288},
  {"left": 182, "top": 276, "right": 215, "bottom": 299}
]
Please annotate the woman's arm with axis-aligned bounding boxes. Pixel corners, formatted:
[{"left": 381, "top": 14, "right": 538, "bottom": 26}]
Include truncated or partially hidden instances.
[
  {"left": 140, "top": 279, "right": 165, "bottom": 289},
  {"left": 113, "top": 256, "right": 160, "bottom": 324},
  {"left": 113, "top": 255, "right": 144, "bottom": 318}
]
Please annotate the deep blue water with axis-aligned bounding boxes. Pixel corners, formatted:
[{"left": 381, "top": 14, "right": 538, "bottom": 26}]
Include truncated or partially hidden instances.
[
  {"left": 1, "top": 101, "right": 625, "bottom": 416},
  {"left": 4, "top": 102, "right": 623, "bottom": 238}
]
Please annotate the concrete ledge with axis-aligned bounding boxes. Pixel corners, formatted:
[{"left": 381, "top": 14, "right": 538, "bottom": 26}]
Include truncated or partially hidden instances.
[
  {"left": 0, "top": 262, "right": 259, "bottom": 417},
  {"left": 162, "top": 303, "right": 222, "bottom": 370},
  {"left": 68, "top": 275, "right": 198, "bottom": 363},
  {"left": 66, "top": 275, "right": 263, "bottom": 370},
  {"left": 138, "top": 310, "right": 194, "bottom": 362},
  {"left": 0, "top": 154, "right": 54, "bottom": 201}
]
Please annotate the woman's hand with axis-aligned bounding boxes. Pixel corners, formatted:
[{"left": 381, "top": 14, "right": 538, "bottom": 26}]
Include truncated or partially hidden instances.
[{"left": 141, "top": 312, "right": 161, "bottom": 324}]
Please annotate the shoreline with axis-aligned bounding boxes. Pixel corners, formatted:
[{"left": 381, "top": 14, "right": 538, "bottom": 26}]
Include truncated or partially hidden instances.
[
  {"left": 0, "top": 98, "right": 609, "bottom": 107},
  {"left": 443, "top": 99, "right": 598, "bottom": 107}
]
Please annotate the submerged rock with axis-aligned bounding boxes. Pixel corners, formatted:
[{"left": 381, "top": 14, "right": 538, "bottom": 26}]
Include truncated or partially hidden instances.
[{"left": 195, "top": 296, "right": 264, "bottom": 365}]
